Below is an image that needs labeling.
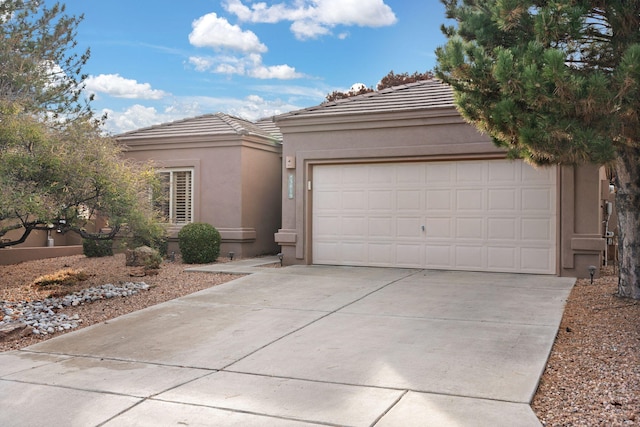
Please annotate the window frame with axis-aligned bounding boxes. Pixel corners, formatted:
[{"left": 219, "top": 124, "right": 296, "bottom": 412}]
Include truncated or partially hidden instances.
[{"left": 156, "top": 168, "right": 194, "bottom": 225}]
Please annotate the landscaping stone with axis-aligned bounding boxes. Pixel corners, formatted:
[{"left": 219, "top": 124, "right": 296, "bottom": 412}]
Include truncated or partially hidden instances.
[
  {"left": 0, "top": 282, "right": 150, "bottom": 336},
  {"left": 125, "top": 246, "right": 160, "bottom": 268}
]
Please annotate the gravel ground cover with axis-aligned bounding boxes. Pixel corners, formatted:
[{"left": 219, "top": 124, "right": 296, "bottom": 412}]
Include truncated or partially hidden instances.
[
  {"left": 1, "top": 253, "right": 237, "bottom": 352},
  {"left": 1, "top": 255, "right": 638, "bottom": 424},
  {"left": 531, "top": 266, "right": 639, "bottom": 425}
]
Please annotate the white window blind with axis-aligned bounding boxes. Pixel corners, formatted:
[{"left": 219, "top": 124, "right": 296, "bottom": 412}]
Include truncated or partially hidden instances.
[{"left": 156, "top": 169, "right": 193, "bottom": 224}]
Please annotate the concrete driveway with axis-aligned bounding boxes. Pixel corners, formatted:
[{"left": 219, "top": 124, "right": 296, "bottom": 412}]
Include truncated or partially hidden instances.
[{"left": 0, "top": 260, "right": 574, "bottom": 426}]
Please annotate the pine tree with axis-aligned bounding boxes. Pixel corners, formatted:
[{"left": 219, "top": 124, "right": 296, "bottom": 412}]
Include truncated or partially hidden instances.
[{"left": 435, "top": 0, "right": 640, "bottom": 298}]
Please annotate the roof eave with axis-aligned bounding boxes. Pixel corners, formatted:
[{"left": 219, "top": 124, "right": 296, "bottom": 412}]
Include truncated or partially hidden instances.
[{"left": 276, "top": 105, "right": 463, "bottom": 133}]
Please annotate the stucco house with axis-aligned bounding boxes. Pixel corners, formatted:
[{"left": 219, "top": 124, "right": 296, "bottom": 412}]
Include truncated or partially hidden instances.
[
  {"left": 272, "top": 79, "right": 608, "bottom": 278},
  {"left": 118, "top": 112, "right": 282, "bottom": 259},
  {"left": 2, "top": 80, "right": 610, "bottom": 277}
]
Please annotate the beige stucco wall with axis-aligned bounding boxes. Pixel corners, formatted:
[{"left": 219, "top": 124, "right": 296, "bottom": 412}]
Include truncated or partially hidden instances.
[
  {"left": 275, "top": 107, "right": 605, "bottom": 278},
  {"left": 0, "top": 223, "right": 85, "bottom": 265},
  {"left": 559, "top": 164, "right": 608, "bottom": 278},
  {"left": 123, "top": 134, "right": 281, "bottom": 259}
]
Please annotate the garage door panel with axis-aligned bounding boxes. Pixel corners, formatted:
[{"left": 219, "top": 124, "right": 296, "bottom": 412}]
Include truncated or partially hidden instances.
[
  {"left": 487, "top": 247, "right": 518, "bottom": 270},
  {"left": 397, "top": 190, "right": 422, "bottom": 210},
  {"left": 488, "top": 161, "right": 517, "bottom": 182},
  {"left": 369, "top": 243, "right": 393, "bottom": 264},
  {"left": 342, "top": 242, "right": 367, "bottom": 264},
  {"left": 396, "top": 217, "right": 422, "bottom": 238},
  {"left": 396, "top": 244, "right": 423, "bottom": 266},
  {"left": 370, "top": 164, "right": 395, "bottom": 185},
  {"left": 455, "top": 218, "right": 484, "bottom": 239},
  {"left": 426, "top": 217, "right": 452, "bottom": 238},
  {"left": 314, "top": 241, "right": 340, "bottom": 264},
  {"left": 313, "top": 160, "right": 556, "bottom": 274},
  {"left": 315, "top": 215, "right": 340, "bottom": 237},
  {"left": 426, "top": 190, "right": 452, "bottom": 210},
  {"left": 315, "top": 167, "right": 341, "bottom": 185},
  {"left": 522, "top": 164, "right": 554, "bottom": 181},
  {"left": 315, "top": 190, "right": 341, "bottom": 209},
  {"left": 455, "top": 246, "right": 484, "bottom": 269},
  {"left": 369, "top": 217, "right": 393, "bottom": 238},
  {"left": 343, "top": 191, "right": 367, "bottom": 210},
  {"left": 342, "top": 166, "right": 368, "bottom": 184},
  {"left": 342, "top": 216, "right": 367, "bottom": 236},
  {"left": 488, "top": 188, "right": 517, "bottom": 210},
  {"left": 521, "top": 247, "right": 554, "bottom": 273},
  {"left": 456, "top": 161, "right": 485, "bottom": 183},
  {"left": 456, "top": 190, "right": 484, "bottom": 211},
  {"left": 425, "top": 245, "right": 453, "bottom": 267},
  {"left": 397, "top": 164, "right": 424, "bottom": 183},
  {"left": 488, "top": 217, "right": 517, "bottom": 240},
  {"left": 426, "top": 163, "right": 454, "bottom": 183},
  {"left": 369, "top": 190, "right": 393, "bottom": 210},
  {"left": 521, "top": 218, "right": 553, "bottom": 240},
  {"left": 521, "top": 188, "right": 552, "bottom": 211}
]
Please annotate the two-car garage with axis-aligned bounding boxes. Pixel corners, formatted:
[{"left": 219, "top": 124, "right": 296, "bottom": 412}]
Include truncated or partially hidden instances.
[
  {"left": 312, "top": 159, "right": 557, "bottom": 274},
  {"left": 275, "top": 80, "right": 604, "bottom": 278}
]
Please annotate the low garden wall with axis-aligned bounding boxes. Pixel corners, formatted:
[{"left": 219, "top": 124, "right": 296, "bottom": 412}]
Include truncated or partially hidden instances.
[{"left": 0, "top": 245, "right": 84, "bottom": 265}]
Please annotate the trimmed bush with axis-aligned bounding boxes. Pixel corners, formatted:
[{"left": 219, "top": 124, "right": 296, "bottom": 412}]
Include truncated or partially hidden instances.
[
  {"left": 178, "top": 222, "right": 221, "bottom": 264},
  {"left": 83, "top": 238, "right": 113, "bottom": 257}
]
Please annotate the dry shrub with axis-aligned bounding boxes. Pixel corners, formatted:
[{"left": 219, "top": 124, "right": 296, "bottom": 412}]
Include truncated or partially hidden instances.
[{"left": 33, "top": 268, "right": 89, "bottom": 287}]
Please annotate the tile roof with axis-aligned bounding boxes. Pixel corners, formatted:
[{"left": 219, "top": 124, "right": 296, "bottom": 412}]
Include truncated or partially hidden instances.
[
  {"left": 116, "top": 112, "right": 281, "bottom": 142},
  {"left": 276, "top": 79, "right": 454, "bottom": 121},
  {"left": 117, "top": 80, "right": 454, "bottom": 142},
  {"left": 254, "top": 117, "right": 283, "bottom": 141}
]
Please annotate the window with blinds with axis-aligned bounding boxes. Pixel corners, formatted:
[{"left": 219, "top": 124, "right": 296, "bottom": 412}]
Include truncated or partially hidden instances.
[{"left": 156, "top": 169, "right": 193, "bottom": 224}]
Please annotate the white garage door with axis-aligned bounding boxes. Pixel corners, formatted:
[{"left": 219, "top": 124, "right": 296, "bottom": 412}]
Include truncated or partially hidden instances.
[{"left": 312, "top": 159, "right": 557, "bottom": 274}]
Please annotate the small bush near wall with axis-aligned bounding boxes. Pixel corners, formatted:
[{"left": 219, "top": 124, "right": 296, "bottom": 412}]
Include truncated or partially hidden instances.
[
  {"left": 83, "top": 239, "right": 114, "bottom": 258},
  {"left": 178, "top": 223, "right": 221, "bottom": 264}
]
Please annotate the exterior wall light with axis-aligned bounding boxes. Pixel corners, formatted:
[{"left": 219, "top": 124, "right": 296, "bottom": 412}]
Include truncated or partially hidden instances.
[
  {"left": 588, "top": 265, "right": 596, "bottom": 284},
  {"left": 278, "top": 252, "right": 283, "bottom": 266}
]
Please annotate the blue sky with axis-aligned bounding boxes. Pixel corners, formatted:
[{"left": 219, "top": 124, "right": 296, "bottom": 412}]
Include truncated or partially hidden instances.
[{"left": 59, "top": 0, "right": 450, "bottom": 134}]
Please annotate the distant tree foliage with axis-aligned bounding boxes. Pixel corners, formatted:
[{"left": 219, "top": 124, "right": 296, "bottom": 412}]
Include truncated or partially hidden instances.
[
  {"left": 0, "top": 0, "right": 92, "bottom": 121},
  {"left": 0, "top": 1, "right": 165, "bottom": 250},
  {"left": 377, "top": 70, "right": 435, "bottom": 90},
  {"left": 325, "top": 70, "right": 434, "bottom": 102}
]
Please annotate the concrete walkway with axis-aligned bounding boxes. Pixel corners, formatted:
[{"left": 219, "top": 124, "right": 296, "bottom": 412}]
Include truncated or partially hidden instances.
[{"left": 0, "top": 261, "right": 574, "bottom": 426}]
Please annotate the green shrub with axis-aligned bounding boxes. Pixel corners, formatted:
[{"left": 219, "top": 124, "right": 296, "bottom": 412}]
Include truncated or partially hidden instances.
[
  {"left": 143, "top": 250, "right": 163, "bottom": 270},
  {"left": 128, "top": 220, "right": 168, "bottom": 257},
  {"left": 83, "top": 238, "right": 113, "bottom": 257},
  {"left": 178, "top": 222, "right": 221, "bottom": 264},
  {"left": 131, "top": 233, "right": 168, "bottom": 258}
]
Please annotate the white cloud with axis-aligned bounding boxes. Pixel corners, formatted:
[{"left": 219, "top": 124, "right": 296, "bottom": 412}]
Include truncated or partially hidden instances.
[
  {"left": 102, "top": 105, "right": 166, "bottom": 134},
  {"left": 85, "top": 74, "right": 168, "bottom": 99},
  {"left": 223, "top": 0, "right": 397, "bottom": 39},
  {"left": 188, "top": 53, "right": 304, "bottom": 80},
  {"left": 189, "top": 12, "right": 267, "bottom": 53},
  {"left": 290, "top": 20, "right": 331, "bottom": 39},
  {"left": 188, "top": 56, "right": 216, "bottom": 72},
  {"left": 249, "top": 63, "right": 302, "bottom": 79},
  {"left": 101, "top": 95, "right": 305, "bottom": 134},
  {"left": 250, "top": 84, "right": 327, "bottom": 100}
]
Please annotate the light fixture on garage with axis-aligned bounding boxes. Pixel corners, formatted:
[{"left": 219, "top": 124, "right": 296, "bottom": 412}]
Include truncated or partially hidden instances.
[{"left": 588, "top": 265, "right": 596, "bottom": 284}]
